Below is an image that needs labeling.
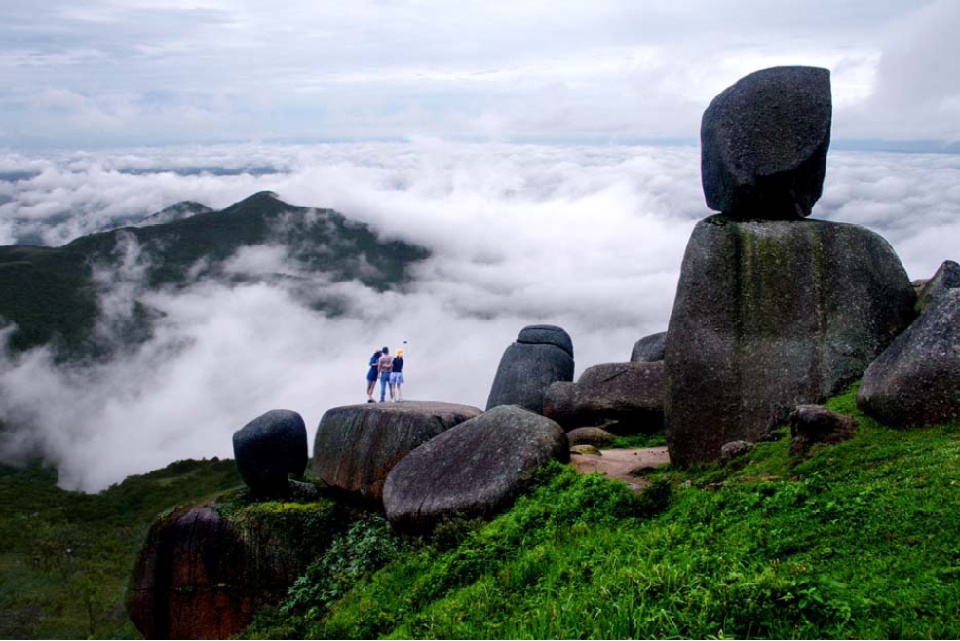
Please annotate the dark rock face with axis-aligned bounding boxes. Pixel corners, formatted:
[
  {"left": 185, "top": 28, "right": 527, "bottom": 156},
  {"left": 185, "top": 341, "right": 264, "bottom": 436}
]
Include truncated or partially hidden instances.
[
  {"left": 312, "top": 401, "right": 482, "bottom": 502},
  {"left": 720, "top": 440, "right": 754, "bottom": 462},
  {"left": 666, "top": 216, "right": 915, "bottom": 467},
  {"left": 858, "top": 290, "right": 960, "bottom": 428},
  {"left": 127, "top": 500, "right": 338, "bottom": 639},
  {"left": 788, "top": 404, "right": 858, "bottom": 455},
  {"left": 915, "top": 260, "right": 960, "bottom": 313},
  {"left": 517, "top": 324, "right": 574, "bottom": 357},
  {"left": 383, "top": 405, "right": 568, "bottom": 528},
  {"left": 232, "top": 409, "right": 308, "bottom": 498},
  {"left": 702, "top": 66, "right": 832, "bottom": 219},
  {"left": 631, "top": 331, "right": 667, "bottom": 362},
  {"left": 486, "top": 326, "right": 575, "bottom": 414},
  {"left": 567, "top": 426, "right": 616, "bottom": 447},
  {"left": 544, "top": 362, "right": 664, "bottom": 433}
]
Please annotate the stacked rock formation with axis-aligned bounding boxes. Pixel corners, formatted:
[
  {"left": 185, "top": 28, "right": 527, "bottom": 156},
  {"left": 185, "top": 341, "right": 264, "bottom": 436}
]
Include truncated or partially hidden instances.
[
  {"left": 666, "top": 66, "right": 916, "bottom": 467},
  {"left": 544, "top": 361, "right": 664, "bottom": 432},
  {"left": 232, "top": 409, "right": 308, "bottom": 498},
  {"left": 486, "top": 324, "right": 574, "bottom": 414},
  {"left": 313, "top": 401, "right": 482, "bottom": 503}
]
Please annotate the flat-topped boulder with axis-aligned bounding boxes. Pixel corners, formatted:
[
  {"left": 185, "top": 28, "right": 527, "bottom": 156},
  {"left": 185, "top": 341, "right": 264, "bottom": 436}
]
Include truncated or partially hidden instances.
[
  {"left": 232, "top": 409, "right": 308, "bottom": 498},
  {"left": 666, "top": 216, "right": 915, "bottom": 467},
  {"left": 383, "top": 405, "right": 568, "bottom": 528},
  {"left": 487, "top": 325, "right": 575, "bottom": 414},
  {"left": 858, "top": 289, "right": 960, "bottom": 428},
  {"left": 631, "top": 331, "right": 667, "bottom": 363},
  {"left": 701, "top": 66, "right": 832, "bottom": 219},
  {"left": 544, "top": 362, "right": 664, "bottom": 433},
  {"left": 915, "top": 260, "right": 960, "bottom": 313},
  {"left": 312, "top": 401, "right": 482, "bottom": 502}
]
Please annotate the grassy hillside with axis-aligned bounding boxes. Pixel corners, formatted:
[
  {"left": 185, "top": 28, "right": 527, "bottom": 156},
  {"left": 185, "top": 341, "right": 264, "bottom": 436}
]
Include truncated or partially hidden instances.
[
  {"left": 0, "top": 192, "right": 429, "bottom": 355},
  {"left": 0, "top": 458, "right": 242, "bottom": 639},
  {"left": 244, "top": 384, "right": 960, "bottom": 639}
]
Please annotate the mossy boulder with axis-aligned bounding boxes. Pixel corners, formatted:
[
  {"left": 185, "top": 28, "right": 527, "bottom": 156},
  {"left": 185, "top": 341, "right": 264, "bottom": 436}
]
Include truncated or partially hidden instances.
[
  {"left": 126, "top": 496, "right": 342, "bottom": 639},
  {"left": 666, "top": 216, "right": 915, "bottom": 467}
]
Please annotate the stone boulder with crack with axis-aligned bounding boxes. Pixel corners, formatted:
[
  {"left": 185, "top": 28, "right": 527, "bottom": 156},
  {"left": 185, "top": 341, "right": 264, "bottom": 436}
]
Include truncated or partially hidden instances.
[
  {"left": 701, "top": 66, "right": 832, "bottom": 219},
  {"left": 232, "top": 409, "right": 308, "bottom": 498},
  {"left": 486, "top": 325, "right": 574, "bottom": 414},
  {"left": 544, "top": 361, "right": 664, "bottom": 433},
  {"left": 858, "top": 289, "right": 960, "bottom": 428},
  {"left": 666, "top": 216, "right": 915, "bottom": 467},
  {"left": 383, "top": 405, "right": 568, "bottom": 528},
  {"left": 312, "top": 401, "right": 482, "bottom": 502}
]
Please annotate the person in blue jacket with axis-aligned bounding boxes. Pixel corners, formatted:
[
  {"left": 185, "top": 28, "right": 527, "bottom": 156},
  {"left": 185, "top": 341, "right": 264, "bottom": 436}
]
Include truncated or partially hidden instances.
[{"left": 365, "top": 349, "right": 381, "bottom": 403}]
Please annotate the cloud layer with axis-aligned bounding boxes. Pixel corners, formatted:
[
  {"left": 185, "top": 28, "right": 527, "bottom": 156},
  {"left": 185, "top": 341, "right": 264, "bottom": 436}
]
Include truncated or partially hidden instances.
[{"left": 0, "top": 140, "right": 957, "bottom": 490}]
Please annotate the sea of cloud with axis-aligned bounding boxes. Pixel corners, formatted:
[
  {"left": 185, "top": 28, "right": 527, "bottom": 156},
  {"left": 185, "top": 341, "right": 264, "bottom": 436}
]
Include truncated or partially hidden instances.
[{"left": 0, "top": 140, "right": 958, "bottom": 491}]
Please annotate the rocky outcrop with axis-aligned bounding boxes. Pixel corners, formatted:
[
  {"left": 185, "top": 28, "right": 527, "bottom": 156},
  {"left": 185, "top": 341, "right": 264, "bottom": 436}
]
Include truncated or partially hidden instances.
[
  {"left": 666, "top": 216, "right": 915, "bottom": 467},
  {"left": 858, "top": 289, "right": 960, "bottom": 428},
  {"left": 312, "top": 401, "right": 481, "bottom": 502},
  {"left": 544, "top": 362, "right": 664, "bottom": 432},
  {"left": 567, "top": 426, "right": 616, "bottom": 447},
  {"left": 915, "top": 260, "right": 960, "bottom": 313},
  {"left": 127, "top": 498, "right": 341, "bottom": 639},
  {"left": 631, "top": 331, "right": 666, "bottom": 362},
  {"left": 788, "top": 404, "right": 858, "bottom": 455},
  {"left": 383, "top": 405, "right": 568, "bottom": 528},
  {"left": 701, "top": 66, "right": 832, "bottom": 219},
  {"left": 720, "top": 440, "right": 754, "bottom": 462},
  {"left": 486, "top": 325, "right": 574, "bottom": 414},
  {"left": 232, "top": 410, "right": 307, "bottom": 498}
]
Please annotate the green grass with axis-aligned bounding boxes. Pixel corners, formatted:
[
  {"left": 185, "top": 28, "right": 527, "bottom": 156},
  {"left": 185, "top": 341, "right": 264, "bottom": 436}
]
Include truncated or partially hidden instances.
[
  {"left": 0, "top": 458, "right": 242, "bottom": 639},
  {"left": 246, "top": 383, "right": 960, "bottom": 639}
]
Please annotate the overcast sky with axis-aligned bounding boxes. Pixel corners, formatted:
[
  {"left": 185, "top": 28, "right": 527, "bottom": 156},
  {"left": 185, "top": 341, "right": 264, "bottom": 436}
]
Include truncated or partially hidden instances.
[{"left": 2, "top": 0, "right": 960, "bottom": 149}]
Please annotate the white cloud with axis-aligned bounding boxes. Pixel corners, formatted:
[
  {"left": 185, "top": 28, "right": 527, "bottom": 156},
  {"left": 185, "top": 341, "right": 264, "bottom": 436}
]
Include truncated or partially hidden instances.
[{"left": 0, "top": 140, "right": 957, "bottom": 490}]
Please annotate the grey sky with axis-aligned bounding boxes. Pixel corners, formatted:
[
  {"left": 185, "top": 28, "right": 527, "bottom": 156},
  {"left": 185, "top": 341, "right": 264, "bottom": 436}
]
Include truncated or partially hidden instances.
[{"left": 2, "top": 0, "right": 959, "bottom": 149}]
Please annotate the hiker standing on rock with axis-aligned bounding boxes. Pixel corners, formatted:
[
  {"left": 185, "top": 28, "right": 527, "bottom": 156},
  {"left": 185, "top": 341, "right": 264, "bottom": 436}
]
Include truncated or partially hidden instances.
[
  {"left": 365, "top": 349, "right": 381, "bottom": 403},
  {"left": 377, "top": 346, "right": 395, "bottom": 402},
  {"left": 391, "top": 348, "right": 405, "bottom": 402}
]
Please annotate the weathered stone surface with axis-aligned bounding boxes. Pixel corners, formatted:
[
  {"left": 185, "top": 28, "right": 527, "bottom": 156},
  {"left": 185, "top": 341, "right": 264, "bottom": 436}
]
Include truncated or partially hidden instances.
[
  {"left": 915, "top": 260, "right": 960, "bottom": 313},
  {"left": 570, "top": 444, "right": 602, "bottom": 456},
  {"left": 567, "top": 426, "right": 616, "bottom": 447},
  {"left": 702, "top": 66, "right": 832, "bottom": 219},
  {"left": 486, "top": 326, "right": 575, "bottom": 413},
  {"left": 666, "top": 216, "right": 915, "bottom": 467},
  {"left": 383, "top": 405, "right": 568, "bottom": 528},
  {"left": 631, "top": 331, "right": 667, "bottom": 362},
  {"left": 127, "top": 499, "right": 340, "bottom": 639},
  {"left": 544, "top": 362, "right": 664, "bottom": 433},
  {"left": 232, "top": 409, "right": 307, "bottom": 498},
  {"left": 312, "top": 401, "right": 481, "bottom": 502},
  {"left": 858, "top": 289, "right": 960, "bottom": 428},
  {"left": 720, "top": 440, "right": 754, "bottom": 462},
  {"left": 788, "top": 404, "right": 858, "bottom": 455},
  {"left": 517, "top": 324, "right": 574, "bottom": 357}
]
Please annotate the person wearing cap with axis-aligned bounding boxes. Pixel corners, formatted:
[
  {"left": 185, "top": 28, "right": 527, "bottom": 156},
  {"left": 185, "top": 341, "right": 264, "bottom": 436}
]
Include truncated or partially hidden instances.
[{"left": 390, "top": 348, "right": 405, "bottom": 402}]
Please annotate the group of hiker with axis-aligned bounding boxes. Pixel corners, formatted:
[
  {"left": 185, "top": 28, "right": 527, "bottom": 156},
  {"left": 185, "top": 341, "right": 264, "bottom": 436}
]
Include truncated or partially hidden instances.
[{"left": 366, "top": 346, "right": 405, "bottom": 403}]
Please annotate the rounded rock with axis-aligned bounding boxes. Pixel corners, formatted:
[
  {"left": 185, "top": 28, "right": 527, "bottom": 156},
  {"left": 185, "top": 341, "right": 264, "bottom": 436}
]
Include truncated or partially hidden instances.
[
  {"left": 232, "top": 409, "right": 308, "bottom": 498},
  {"left": 486, "top": 338, "right": 575, "bottom": 414},
  {"left": 517, "top": 324, "right": 574, "bottom": 357},
  {"left": 631, "top": 331, "right": 667, "bottom": 363}
]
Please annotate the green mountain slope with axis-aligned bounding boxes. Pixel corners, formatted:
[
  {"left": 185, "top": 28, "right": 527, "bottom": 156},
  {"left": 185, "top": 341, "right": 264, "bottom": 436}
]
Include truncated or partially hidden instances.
[{"left": 0, "top": 192, "right": 429, "bottom": 354}]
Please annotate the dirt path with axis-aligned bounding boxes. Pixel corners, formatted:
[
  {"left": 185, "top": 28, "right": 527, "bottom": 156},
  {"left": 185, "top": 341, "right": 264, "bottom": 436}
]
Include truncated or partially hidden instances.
[{"left": 570, "top": 446, "right": 670, "bottom": 491}]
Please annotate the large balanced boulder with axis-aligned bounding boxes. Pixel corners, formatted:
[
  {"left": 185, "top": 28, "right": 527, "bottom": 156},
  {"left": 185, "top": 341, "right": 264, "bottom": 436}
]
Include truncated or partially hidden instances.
[
  {"left": 486, "top": 325, "right": 574, "bottom": 414},
  {"left": 631, "top": 331, "right": 667, "bottom": 362},
  {"left": 915, "top": 260, "right": 960, "bottom": 313},
  {"left": 666, "top": 216, "right": 916, "bottom": 467},
  {"left": 858, "top": 289, "right": 960, "bottom": 428},
  {"left": 127, "top": 498, "right": 341, "bottom": 639},
  {"left": 383, "top": 405, "right": 568, "bottom": 528},
  {"left": 702, "top": 66, "right": 832, "bottom": 219},
  {"left": 544, "top": 361, "right": 664, "bottom": 433},
  {"left": 232, "top": 409, "right": 308, "bottom": 498},
  {"left": 312, "top": 401, "right": 481, "bottom": 502}
]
